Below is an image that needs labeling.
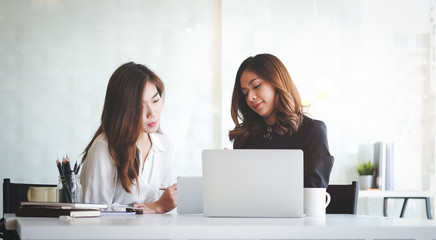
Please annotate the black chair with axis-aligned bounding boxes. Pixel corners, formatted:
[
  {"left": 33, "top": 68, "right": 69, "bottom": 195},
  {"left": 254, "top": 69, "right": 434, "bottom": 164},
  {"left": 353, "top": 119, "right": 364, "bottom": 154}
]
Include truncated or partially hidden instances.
[
  {"left": 326, "top": 181, "right": 359, "bottom": 214},
  {"left": 3, "top": 178, "right": 57, "bottom": 214}
]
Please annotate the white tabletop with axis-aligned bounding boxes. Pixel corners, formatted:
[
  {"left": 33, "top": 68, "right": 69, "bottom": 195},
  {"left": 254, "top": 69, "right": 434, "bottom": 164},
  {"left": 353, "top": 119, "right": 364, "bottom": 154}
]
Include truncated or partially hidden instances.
[{"left": 4, "top": 213, "right": 436, "bottom": 239}]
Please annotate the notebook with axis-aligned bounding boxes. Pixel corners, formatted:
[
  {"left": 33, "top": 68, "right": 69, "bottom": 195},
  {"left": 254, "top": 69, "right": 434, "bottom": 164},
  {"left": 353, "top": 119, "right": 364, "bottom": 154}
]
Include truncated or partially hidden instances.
[
  {"left": 17, "top": 202, "right": 107, "bottom": 218},
  {"left": 176, "top": 176, "right": 203, "bottom": 214},
  {"left": 202, "top": 149, "right": 304, "bottom": 217},
  {"left": 16, "top": 206, "right": 101, "bottom": 218},
  {"left": 20, "top": 202, "right": 107, "bottom": 210}
]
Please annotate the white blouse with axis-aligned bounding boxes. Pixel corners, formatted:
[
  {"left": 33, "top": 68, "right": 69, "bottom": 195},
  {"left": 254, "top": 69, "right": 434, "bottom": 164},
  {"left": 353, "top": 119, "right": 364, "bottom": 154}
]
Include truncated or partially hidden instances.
[{"left": 80, "top": 133, "right": 174, "bottom": 207}]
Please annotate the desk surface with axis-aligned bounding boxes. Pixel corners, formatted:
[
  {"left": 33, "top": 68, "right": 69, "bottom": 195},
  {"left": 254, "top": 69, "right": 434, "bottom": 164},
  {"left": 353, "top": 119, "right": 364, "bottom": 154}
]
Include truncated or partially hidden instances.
[{"left": 4, "top": 213, "right": 436, "bottom": 240}]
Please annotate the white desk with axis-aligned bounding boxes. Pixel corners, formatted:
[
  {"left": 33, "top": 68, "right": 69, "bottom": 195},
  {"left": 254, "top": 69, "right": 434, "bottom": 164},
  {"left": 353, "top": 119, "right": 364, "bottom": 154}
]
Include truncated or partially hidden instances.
[{"left": 4, "top": 213, "right": 436, "bottom": 240}]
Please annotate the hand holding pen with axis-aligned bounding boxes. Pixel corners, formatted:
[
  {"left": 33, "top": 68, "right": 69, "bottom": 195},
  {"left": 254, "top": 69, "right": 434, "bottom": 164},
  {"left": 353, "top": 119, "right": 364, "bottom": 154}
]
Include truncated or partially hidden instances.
[{"left": 157, "top": 183, "right": 178, "bottom": 212}]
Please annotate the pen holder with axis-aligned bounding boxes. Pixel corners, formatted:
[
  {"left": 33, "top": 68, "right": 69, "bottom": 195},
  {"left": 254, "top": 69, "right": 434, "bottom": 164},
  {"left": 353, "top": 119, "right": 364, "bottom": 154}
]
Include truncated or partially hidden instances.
[{"left": 58, "top": 174, "right": 81, "bottom": 203}]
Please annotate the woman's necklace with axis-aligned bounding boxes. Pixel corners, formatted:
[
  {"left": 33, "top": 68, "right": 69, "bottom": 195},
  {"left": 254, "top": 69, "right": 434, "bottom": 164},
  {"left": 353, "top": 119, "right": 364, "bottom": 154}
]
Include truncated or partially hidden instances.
[{"left": 263, "top": 126, "right": 273, "bottom": 141}]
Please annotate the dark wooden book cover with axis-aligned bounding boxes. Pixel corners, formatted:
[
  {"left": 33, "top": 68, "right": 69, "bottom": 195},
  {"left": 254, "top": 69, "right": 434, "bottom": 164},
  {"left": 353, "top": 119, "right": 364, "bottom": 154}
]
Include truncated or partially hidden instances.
[
  {"left": 15, "top": 206, "right": 101, "bottom": 218},
  {"left": 20, "top": 202, "right": 107, "bottom": 210}
]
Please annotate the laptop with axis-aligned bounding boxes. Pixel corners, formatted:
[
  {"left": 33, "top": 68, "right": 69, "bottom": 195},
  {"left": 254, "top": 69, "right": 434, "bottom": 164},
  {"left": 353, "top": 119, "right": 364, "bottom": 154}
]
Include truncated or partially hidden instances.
[
  {"left": 202, "top": 149, "right": 304, "bottom": 217},
  {"left": 176, "top": 176, "right": 203, "bottom": 214}
]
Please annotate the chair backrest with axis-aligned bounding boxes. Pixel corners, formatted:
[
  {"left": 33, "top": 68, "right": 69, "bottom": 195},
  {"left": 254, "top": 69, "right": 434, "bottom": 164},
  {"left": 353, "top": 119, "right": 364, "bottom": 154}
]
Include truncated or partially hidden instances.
[
  {"left": 326, "top": 181, "right": 359, "bottom": 214},
  {"left": 3, "top": 178, "right": 57, "bottom": 214}
]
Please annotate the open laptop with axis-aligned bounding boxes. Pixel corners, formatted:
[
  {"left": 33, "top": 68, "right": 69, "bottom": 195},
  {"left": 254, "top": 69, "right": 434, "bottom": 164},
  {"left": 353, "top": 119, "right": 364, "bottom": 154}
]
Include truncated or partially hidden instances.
[
  {"left": 202, "top": 149, "right": 304, "bottom": 217},
  {"left": 176, "top": 176, "right": 203, "bottom": 214}
]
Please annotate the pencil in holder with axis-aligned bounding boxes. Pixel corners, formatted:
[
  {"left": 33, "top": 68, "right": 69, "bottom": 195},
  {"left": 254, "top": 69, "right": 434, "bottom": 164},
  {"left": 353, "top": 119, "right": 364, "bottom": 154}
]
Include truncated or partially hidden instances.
[{"left": 57, "top": 174, "right": 81, "bottom": 203}]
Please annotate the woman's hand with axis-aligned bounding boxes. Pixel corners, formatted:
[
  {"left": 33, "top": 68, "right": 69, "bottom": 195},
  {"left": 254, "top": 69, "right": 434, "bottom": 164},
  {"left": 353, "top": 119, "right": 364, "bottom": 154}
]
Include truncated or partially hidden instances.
[
  {"left": 133, "top": 183, "right": 177, "bottom": 214},
  {"left": 131, "top": 203, "right": 157, "bottom": 214},
  {"left": 156, "top": 183, "right": 177, "bottom": 212}
]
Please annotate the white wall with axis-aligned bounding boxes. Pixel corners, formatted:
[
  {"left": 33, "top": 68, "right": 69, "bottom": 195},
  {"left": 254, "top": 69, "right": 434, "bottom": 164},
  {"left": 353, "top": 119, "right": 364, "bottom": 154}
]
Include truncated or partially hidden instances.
[
  {"left": 0, "top": 0, "right": 216, "bottom": 215},
  {"left": 221, "top": 0, "right": 434, "bottom": 190},
  {"left": 1, "top": 0, "right": 435, "bottom": 217}
]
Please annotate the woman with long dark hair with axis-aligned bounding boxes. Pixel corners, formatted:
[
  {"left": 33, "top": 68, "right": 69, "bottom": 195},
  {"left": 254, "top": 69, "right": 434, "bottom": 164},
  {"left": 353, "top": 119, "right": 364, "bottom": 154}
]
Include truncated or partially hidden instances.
[
  {"left": 229, "top": 53, "right": 334, "bottom": 188},
  {"left": 80, "top": 62, "right": 176, "bottom": 213}
]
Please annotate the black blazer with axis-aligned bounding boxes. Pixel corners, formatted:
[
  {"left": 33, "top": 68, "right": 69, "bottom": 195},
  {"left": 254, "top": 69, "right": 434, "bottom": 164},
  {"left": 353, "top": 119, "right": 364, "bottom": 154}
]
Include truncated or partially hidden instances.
[{"left": 236, "top": 115, "right": 334, "bottom": 188}]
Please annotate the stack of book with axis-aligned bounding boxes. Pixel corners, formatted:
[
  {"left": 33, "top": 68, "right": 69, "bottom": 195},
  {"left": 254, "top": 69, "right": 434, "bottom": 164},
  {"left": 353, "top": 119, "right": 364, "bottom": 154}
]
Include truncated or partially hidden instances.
[
  {"left": 16, "top": 202, "right": 107, "bottom": 218},
  {"left": 373, "top": 142, "right": 395, "bottom": 190}
]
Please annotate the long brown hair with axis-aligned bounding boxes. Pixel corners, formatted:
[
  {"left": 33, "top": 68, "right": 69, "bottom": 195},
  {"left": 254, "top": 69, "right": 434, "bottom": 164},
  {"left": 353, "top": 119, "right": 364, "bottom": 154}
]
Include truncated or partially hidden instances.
[
  {"left": 229, "top": 53, "right": 304, "bottom": 148},
  {"left": 82, "top": 62, "right": 164, "bottom": 193}
]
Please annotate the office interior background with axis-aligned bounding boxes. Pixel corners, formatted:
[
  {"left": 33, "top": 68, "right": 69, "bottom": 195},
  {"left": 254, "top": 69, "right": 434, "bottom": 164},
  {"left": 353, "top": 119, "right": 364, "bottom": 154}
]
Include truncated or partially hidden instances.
[{"left": 0, "top": 0, "right": 435, "bottom": 217}]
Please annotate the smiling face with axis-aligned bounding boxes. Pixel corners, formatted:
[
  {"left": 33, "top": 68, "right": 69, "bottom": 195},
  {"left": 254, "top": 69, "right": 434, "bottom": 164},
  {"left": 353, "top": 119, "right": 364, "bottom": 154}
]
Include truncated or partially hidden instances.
[
  {"left": 240, "top": 70, "right": 276, "bottom": 125},
  {"left": 142, "top": 81, "right": 162, "bottom": 133}
]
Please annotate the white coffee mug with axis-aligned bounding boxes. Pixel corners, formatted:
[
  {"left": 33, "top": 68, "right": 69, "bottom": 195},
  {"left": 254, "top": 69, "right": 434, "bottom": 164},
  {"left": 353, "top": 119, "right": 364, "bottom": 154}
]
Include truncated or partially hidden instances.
[
  {"left": 304, "top": 188, "right": 331, "bottom": 217},
  {"left": 27, "top": 186, "right": 57, "bottom": 202}
]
